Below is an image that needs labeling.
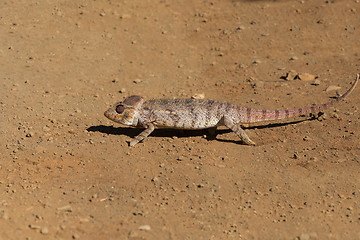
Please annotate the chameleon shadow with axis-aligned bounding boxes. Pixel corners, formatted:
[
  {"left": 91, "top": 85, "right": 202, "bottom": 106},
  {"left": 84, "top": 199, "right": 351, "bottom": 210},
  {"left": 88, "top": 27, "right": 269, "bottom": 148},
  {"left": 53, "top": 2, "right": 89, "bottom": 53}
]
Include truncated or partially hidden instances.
[{"left": 86, "top": 125, "right": 228, "bottom": 139}]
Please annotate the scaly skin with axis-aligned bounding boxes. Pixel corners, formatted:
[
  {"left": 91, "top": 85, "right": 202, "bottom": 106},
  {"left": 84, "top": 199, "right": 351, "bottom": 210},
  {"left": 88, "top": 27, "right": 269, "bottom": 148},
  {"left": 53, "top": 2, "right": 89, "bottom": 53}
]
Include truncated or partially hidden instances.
[{"left": 104, "top": 74, "right": 358, "bottom": 146}]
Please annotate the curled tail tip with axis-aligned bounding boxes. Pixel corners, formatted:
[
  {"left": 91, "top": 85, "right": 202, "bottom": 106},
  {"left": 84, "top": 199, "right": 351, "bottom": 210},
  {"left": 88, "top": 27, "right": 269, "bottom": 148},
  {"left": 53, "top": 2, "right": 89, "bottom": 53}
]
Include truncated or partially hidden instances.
[
  {"left": 353, "top": 73, "right": 359, "bottom": 86},
  {"left": 352, "top": 73, "right": 359, "bottom": 88},
  {"left": 335, "top": 73, "right": 358, "bottom": 100},
  {"left": 344, "top": 73, "right": 358, "bottom": 96}
]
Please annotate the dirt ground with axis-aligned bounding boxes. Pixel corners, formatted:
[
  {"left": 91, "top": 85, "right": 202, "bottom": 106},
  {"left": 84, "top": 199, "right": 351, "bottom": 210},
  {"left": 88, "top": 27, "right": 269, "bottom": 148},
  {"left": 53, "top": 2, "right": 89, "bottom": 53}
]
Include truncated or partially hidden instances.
[{"left": 1, "top": 0, "right": 359, "bottom": 239}]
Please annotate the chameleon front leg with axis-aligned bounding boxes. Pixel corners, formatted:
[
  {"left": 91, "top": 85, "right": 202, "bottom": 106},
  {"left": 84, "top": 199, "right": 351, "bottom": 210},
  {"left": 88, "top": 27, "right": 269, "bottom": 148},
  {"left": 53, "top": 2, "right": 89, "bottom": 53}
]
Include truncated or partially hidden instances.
[
  {"left": 129, "top": 123, "right": 155, "bottom": 146},
  {"left": 223, "top": 116, "right": 256, "bottom": 146}
]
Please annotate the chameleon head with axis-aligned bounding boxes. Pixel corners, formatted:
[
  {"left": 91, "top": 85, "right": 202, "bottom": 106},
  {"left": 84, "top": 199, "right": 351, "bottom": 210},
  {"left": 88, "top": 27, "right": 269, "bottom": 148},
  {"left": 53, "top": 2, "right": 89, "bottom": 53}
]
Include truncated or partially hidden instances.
[{"left": 104, "top": 95, "right": 144, "bottom": 126}]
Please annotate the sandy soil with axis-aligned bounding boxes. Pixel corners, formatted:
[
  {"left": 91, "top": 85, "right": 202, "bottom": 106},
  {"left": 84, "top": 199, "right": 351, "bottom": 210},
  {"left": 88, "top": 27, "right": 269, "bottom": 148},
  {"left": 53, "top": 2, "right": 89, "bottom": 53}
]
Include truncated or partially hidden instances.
[{"left": 1, "top": 0, "right": 359, "bottom": 239}]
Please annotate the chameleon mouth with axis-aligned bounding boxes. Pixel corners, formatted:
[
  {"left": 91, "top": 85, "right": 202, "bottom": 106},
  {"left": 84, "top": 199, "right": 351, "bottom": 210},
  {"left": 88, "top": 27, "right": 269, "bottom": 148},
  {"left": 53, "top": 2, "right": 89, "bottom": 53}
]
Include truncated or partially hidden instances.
[{"left": 104, "top": 109, "right": 115, "bottom": 120}]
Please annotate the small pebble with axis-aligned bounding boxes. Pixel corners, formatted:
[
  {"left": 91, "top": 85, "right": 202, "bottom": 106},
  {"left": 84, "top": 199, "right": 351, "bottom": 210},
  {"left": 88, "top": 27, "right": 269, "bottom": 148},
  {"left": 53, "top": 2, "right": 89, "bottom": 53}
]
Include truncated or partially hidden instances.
[
  {"left": 120, "top": 14, "right": 131, "bottom": 19},
  {"left": 331, "top": 113, "right": 339, "bottom": 119},
  {"left": 290, "top": 26, "right": 300, "bottom": 31},
  {"left": 26, "top": 132, "right": 34, "bottom": 137},
  {"left": 191, "top": 93, "right": 205, "bottom": 99},
  {"left": 311, "top": 79, "right": 321, "bottom": 86},
  {"left": 138, "top": 225, "right": 151, "bottom": 231},
  {"left": 236, "top": 25, "right": 245, "bottom": 30},
  {"left": 285, "top": 70, "right": 298, "bottom": 80},
  {"left": 255, "top": 81, "right": 264, "bottom": 88},
  {"left": 325, "top": 85, "right": 341, "bottom": 92},
  {"left": 345, "top": 25, "right": 355, "bottom": 31},
  {"left": 303, "top": 136, "right": 311, "bottom": 141},
  {"left": 297, "top": 73, "right": 316, "bottom": 81},
  {"left": 299, "top": 233, "right": 310, "bottom": 240},
  {"left": 79, "top": 217, "right": 90, "bottom": 223},
  {"left": 72, "top": 234, "right": 80, "bottom": 239},
  {"left": 40, "top": 227, "right": 49, "bottom": 234},
  {"left": 29, "top": 224, "right": 41, "bottom": 230},
  {"left": 133, "top": 79, "right": 142, "bottom": 84},
  {"left": 57, "top": 205, "right": 72, "bottom": 212},
  {"left": 0, "top": 210, "right": 8, "bottom": 220}
]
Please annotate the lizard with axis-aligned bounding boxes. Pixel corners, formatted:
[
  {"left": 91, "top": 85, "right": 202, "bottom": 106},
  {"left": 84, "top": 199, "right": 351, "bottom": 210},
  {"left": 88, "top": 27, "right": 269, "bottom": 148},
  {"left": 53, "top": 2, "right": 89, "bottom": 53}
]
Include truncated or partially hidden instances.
[{"left": 104, "top": 74, "right": 358, "bottom": 146}]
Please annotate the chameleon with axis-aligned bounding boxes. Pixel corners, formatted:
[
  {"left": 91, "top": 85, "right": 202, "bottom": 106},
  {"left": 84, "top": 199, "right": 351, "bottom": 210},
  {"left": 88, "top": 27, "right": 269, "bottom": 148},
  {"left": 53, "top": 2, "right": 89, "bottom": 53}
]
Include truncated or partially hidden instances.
[{"left": 104, "top": 74, "right": 358, "bottom": 146}]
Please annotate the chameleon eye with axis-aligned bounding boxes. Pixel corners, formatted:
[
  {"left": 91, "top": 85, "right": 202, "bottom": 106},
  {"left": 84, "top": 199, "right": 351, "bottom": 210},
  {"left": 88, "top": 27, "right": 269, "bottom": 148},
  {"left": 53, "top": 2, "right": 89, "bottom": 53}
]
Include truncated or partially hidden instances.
[{"left": 115, "top": 104, "right": 125, "bottom": 114}]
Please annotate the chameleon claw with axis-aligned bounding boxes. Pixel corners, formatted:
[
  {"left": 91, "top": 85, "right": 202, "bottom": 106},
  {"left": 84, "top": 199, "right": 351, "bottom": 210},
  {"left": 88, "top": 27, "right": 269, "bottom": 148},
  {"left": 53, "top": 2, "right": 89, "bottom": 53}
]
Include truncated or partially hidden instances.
[{"left": 128, "top": 140, "right": 139, "bottom": 147}]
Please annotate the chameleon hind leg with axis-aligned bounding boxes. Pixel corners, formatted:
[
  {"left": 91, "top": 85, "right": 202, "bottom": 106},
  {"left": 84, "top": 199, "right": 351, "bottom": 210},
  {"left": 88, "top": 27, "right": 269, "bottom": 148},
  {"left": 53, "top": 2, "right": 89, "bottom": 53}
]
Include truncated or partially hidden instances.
[
  {"left": 223, "top": 116, "right": 256, "bottom": 146},
  {"left": 129, "top": 123, "right": 155, "bottom": 146}
]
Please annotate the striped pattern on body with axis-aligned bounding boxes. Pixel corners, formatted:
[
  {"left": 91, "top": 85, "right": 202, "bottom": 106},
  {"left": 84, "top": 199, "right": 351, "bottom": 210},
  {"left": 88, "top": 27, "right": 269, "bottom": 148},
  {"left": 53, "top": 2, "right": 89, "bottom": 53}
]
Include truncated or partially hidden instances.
[{"left": 140, "top": 99, "right": 230, "bottom": 129}]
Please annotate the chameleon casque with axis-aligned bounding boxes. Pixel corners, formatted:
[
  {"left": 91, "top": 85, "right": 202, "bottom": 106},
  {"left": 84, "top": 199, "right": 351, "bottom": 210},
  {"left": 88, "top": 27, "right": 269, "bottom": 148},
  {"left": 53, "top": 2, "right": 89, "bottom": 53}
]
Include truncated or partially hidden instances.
[{"left": 104, "top": 74, "right": 358, "bottom": 146}]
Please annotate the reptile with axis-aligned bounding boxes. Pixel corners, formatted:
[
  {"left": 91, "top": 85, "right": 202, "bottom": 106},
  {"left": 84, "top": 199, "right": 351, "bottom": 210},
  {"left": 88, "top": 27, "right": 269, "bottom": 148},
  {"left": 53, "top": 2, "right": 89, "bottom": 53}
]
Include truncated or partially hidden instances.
[{"left": 104, "top": 74, "right": 358, "bottom": 146}]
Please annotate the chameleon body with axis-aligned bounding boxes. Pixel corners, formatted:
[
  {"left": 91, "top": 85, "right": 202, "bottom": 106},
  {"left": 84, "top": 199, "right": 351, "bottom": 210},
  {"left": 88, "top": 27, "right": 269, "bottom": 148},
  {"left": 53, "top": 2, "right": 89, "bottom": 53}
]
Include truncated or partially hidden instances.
[{"left": 104, "top": 74, "right": 358, "bottom": 146}]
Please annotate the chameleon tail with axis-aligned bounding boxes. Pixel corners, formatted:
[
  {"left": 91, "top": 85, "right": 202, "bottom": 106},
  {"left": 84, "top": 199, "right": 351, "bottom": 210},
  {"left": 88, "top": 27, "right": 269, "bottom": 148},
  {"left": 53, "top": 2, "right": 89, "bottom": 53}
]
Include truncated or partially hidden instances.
[{"left": 242, "top": 74, "right": 358, "bottom": 123}]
